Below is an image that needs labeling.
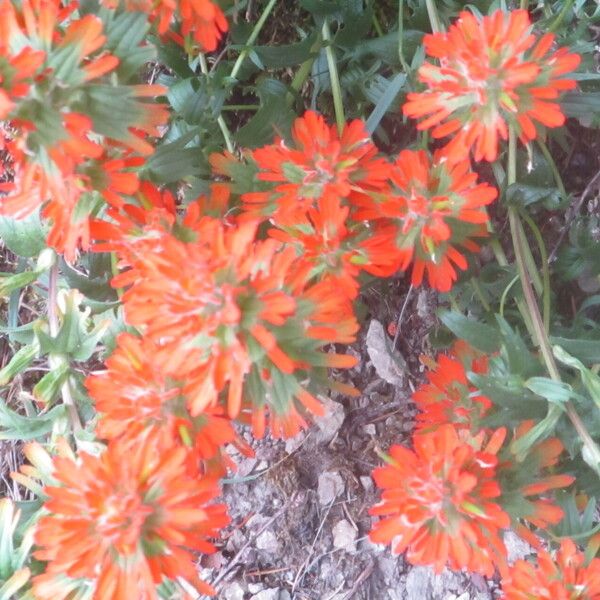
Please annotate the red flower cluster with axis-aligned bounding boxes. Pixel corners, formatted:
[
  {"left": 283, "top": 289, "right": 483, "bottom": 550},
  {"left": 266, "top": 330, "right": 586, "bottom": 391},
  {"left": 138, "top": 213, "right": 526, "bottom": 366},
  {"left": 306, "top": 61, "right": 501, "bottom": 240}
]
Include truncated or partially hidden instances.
[
  {"left": 404, "top": 9, "right": 580, "bottom": 161},
  {"left": 92, "top": 184, "right": 358, "bottom": 439},
  {"left": 355, "top": 150, "right": 496, "bottom": 291},
  {"left": 370, "top": 425, "right": 510, "bottom": 576},
  {"left": 370, "top": 343, "right": 574, "bottom": 577},
  {"left": 102, "top": 0, "right": 228, "bottom": 51},
  {"left": 501, "top": 539, "right": 600, "bottom": 599},
  {"left": 0, "top": 0, "right": 168, "bottom": 259},
  {"left": 32, "top": 431, "right": 228, "bottom": 599},
  {"left": 412, "top": 341, "right": 491, "bottom": 432},
  {"left": 215, "top": 112, "right": 497, "bottom": 293}
]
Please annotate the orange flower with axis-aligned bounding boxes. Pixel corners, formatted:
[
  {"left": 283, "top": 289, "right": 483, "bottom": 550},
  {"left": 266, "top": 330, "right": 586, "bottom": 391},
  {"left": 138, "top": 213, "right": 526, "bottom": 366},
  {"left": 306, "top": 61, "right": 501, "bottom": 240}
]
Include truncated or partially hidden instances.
[
  {"left": 369, "top": 424, "right": 510, "bottom": 576},
  {"left": 403, "top": 9, "right": 580, "bottom": 162},
  {"left": 95, "top": 199, "right": 358, "bottom": 439},
  {"left": 497, "top": 421, "right": 574, "bottom": 549},
  {"left": 413, "top": 341, "right": 491, "bottom": 433},
  {"left": 234, "top": 111, "right": 389, "bottom": 225},
  {"left": 356, "top": 149, "right": 496, "bottom": 291},
  {"left": 0, "top": 0, "right": 168, "bottom": 259},
  {"left": 267, "top": 195, "right": 366, "bottom": 299},
  {"left": 501, "top": 538, "right": 600, "bottom": 599},
  {"left": 102, "top": 0, "right": 228, "bottom": 52},
  {"left": 86, "top": 332, "right": 247, "bottom": 476},
  {"left": 32, "top": 431, "right": 229, "bottom": 599}
]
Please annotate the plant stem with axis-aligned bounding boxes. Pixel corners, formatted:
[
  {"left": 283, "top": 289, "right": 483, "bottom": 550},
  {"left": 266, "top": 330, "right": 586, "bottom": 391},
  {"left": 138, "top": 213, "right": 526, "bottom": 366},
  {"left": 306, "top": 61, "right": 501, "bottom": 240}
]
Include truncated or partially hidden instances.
[
  {"left": 519, "top": 0, "right": 529, "bottom": 9},
  {"left": 372, "top": 12, "right": 384, "bottom": 37},
  {"left": 287, "top": 34, "right": 322, "bottom": 107},
  {"left": 230, "top": 0, "right": 279, "bottom": 80},
  {"left": 549, "top": 0, "right": 575, "bottom": 33},
  {"left": 398, "top": 0, "right": 410, "bottom": 72},
  {"left": 47, "top": 262, "right": 83, "bottom": 435},
  {"left": 519, "top": 208, "right": 551, "bottom": 333},
  {"left": 425, "top": 0, "right": 442, "bottom": 33},
  {"left": 322, "top": 19, "right": 345, "bottom": 135},
  {"left": 199, "top": 53, "right": 235, "bottom": 154},
  {"left": 537, "top": 138, "right": 567, "bottom": 198},
  {"left": 507, "top": 127, "right": 600, "bottom": 473}
]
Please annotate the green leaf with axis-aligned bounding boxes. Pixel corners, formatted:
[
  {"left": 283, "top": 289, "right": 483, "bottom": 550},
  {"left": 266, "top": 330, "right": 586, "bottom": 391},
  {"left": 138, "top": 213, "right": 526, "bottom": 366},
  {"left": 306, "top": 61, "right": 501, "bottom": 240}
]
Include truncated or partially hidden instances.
[
  {"left": 0, "top": 345, "right": 38, "bottom": 386},
  {"left": 252, "top": 33, "right": 319, "bottom": 69},
  {"left": 32, "top": 363, "right": 70, "bottom": 405},
  {"left": 366, "top": 73, "right": 406, "bottom": 134},
  {"left": 550, "top": 337, "right": 600, "bottom": 363},
  {"left": 554, "top": 346, "right": 600, "bottom": 409},
  {"left": 438, "top": 310, "right": 501, "bottom": 353},
  {"left": 0, "top": 211, "right": 47, "bottom": 257},
  {"left": 525, "top": 377, "right": 574, "bottom": 406},
  {"left": 235, "top": 79, "right": 296, "bottom": 148},
  {"left": 143, "top": 129, "right": 206, "bottom": 183},
  {"left": 505, "top": 183, "right": 562, "bottom": 210},
  {"left": 0, "top": 400, "right": 67, "bottom": 441},
  {"left": 561, "top": 91, "right": 600, "bottom": 119},
  {"left": 102, "top": 10, "right": 155, "bottom": 81},
  {"left": 510, "top": 405, "right": 563, "bottom": 459},
  {"left": 0, "top": 271, "right": 39, "bottom": 297}
]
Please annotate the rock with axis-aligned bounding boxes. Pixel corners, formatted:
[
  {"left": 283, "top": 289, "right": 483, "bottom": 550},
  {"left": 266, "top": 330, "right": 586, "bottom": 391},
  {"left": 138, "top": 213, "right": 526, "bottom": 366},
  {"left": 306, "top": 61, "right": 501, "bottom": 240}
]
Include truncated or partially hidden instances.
[
  {"left": 222, "top": 582, "right": 245, "bottom": 600},
  {"left": 314, "top": 396, "right": 345, "bottom": 444},
  {"left": 360, "top": 475, "right": 373, "bottom": 492},
  {"left": 332, "top": 519, "right": 357, "bottom": 553},
  {"left": 256, "top": 530, "right": 280, "bottom": 553},
  {"left": 317, "top": 471, "right": 344, "bottom": 505},
  {"left": 504, "top": 530, "right": 533, "bottom": 563},
  {"left": 250, "top": 589, "right": 282, "bottom": 600},
  {"left": 363, "top": 423, "right": 376, "bottom": 436},
  {"left": 405, "top": 566, "right": 433, "bottom": 600},
  {"left": 376, "top": 554, "right": 398, "bottom": 583},
  {"left": 225, "top": 528, "right": 246, "bottom": 553},
  {"left": 248, "top": 583, "right": 264, "bottom": 594},
  {"left": 405, "top": 566, "right": 466, "bottom": 600},
  {"left": 366, "top": 319, "right": 406, "bottom": 385}
]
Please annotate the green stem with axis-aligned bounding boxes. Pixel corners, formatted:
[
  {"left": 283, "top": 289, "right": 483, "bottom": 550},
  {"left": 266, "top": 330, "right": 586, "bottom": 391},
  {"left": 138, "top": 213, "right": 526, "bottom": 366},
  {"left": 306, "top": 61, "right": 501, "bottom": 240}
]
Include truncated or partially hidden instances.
[
  {"left": 471, "top": 278, "right": 491, "bottom": 313},
  {"left": 488, "top": 228, "right": 535, "bottom": 338},
  {"left": 230, "top": 0, "right": 279, "bottom": 80},
  {"left": 507, "top": 126, "right": 600, "bottom": 473},
  {"left": 398, "top": 0, "right": 410, "bottom": 72},
  {"left": 199, "top": 53, "right": 234, "bottom": 154},
  {"left": 519, "top": 0, "right": 529, "bottom": 9},
  {"left": 425, "top": 0, "right": 442, "bottom": 33},
  {"left": 287, "top": 34, "right": 322, "bottom": 107},
  {"left": 372, "top": 12, "right": 384, "bottom": 37},
  {"left": 322, "top": 19, "right": 345, "bottom": 135},
  {"left": 537, "top": 138, "right": 567, "bottom": 198},
  {"left": 549, "top": 0, "right": 575, "bottom": 33},
  {"left": 110, "top": 252, "right": 123, "bottom": 299},
  {"left": 519, "top": 208, "right": 551, "bottom": 333},
  {"left": 47, "top": 262, "right": 83, "bottom": 435},
  {"left": 221, "top": 104, "right": 260, "bottom": 111}
]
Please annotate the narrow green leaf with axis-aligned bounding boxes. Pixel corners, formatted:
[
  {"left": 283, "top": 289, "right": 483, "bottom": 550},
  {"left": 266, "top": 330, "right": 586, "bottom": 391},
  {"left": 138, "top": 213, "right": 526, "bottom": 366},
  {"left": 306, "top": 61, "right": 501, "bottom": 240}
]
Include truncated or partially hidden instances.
[{"left": 366, "top": 73, "right": 406, "bottom": 134}]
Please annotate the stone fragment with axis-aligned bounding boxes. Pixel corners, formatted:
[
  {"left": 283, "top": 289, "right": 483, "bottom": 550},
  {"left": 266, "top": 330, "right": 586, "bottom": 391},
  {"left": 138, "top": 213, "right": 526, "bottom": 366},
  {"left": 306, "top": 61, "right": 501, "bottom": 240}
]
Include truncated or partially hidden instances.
[{"left": 317, "top": 471, "right": 344, "bottom": 505}]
